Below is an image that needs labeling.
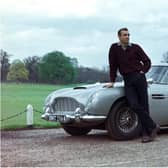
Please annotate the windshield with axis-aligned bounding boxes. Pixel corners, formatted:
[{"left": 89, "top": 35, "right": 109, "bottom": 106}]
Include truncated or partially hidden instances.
[{"left": 146, "top": 65, "right": 168, "bottom": 84}]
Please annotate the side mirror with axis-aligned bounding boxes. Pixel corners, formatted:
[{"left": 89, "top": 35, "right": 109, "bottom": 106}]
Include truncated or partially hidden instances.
[{"left": 147, "top": 78, "right": 153, "bottom": 84}]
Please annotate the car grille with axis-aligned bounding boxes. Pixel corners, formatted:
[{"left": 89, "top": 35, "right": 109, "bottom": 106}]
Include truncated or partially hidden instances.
[{"left": 53, "top": 97, "right": 83, "bottom": 114}]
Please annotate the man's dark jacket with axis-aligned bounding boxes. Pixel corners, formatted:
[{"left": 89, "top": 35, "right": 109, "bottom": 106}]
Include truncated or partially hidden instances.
[{"left": 109, "top": 43, "right": 151, "bottom": 82}]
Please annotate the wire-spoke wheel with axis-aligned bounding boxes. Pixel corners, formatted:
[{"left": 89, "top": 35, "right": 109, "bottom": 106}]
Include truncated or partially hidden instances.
[
  {"left": 62, "top": 126, "right": 91, "bottom": 136},
  {"left": 106, "top": 99, "right": 141, "bottom": 140},
  {"left": 117, "top": 107, "right": 139, "bottom": 134}
]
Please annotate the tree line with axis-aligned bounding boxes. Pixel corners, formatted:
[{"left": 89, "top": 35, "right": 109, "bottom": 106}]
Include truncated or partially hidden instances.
[
  {"left": 0, "top": 49, "right": 111, "bottom": 84},
  {"left": 1, "top": 49, "right": 167, "bottom": 84}
]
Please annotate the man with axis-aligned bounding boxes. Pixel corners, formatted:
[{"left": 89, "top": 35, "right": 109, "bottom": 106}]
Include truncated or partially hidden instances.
[{"left": 105, "top": 28, "right": 159, "bottom": 143}]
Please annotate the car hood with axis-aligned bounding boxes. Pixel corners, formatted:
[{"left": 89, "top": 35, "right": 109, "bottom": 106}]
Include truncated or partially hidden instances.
[{"left": 45, "top": 82, "right": 124, "bottom": 106}]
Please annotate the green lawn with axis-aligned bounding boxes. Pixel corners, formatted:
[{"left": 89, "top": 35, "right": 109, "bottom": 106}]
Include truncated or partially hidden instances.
[{"left": 1, "top": 82, "right": 82, "bottom": 129}]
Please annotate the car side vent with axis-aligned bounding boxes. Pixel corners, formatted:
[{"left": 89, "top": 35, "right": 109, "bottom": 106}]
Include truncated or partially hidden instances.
[{"left": 73, "top": 86, "right": 87, "bottom": 89}]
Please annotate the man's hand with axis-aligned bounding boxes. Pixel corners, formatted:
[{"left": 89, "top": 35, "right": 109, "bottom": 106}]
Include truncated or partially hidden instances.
[
  {"left": 139, "top": 70, "right": 144, "bottom": 74},
  {"left": 103, "top": 82, "right": 114, "bottom": 88}
]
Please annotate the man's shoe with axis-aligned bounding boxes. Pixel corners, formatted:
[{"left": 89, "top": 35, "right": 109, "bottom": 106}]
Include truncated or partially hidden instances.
[
  {"left": 141, "top": 124, "right": 160, "bottom": 143},
  {"left": 141, "top": 135, "right": 153, "bottom": 143},
  {"left": 149, "top": 124, "right": 160, "bottom": 140}
]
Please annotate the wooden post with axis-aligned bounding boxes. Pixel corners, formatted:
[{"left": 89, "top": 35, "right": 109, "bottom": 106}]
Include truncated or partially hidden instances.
[{"left": 26, "top": 104, "right": 33, "bottom": 128}]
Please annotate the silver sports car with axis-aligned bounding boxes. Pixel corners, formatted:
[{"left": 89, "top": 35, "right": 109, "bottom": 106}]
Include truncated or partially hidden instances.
[{"left": 42, "top": 63, "right": 168, "bottom": 140}]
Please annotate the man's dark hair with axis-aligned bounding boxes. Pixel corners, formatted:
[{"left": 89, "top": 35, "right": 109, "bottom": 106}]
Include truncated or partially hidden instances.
[{"left": 118, "top": 27, "right": 128, "bottom": 36}]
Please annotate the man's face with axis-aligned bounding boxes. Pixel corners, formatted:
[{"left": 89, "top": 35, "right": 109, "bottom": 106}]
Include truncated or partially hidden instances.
[{"left": 118, "top": 30, "right": 130, "bottom": 45}]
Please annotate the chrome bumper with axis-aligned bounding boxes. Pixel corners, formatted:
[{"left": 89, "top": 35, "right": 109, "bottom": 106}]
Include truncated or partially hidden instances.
[{"left": 41, "top": 113, "right": 106, "bottom": 124}]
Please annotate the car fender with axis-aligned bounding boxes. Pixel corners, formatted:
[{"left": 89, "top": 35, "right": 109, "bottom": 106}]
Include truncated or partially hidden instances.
[{"left": 85, "top": 87, "right": 125, "bottom": 116}]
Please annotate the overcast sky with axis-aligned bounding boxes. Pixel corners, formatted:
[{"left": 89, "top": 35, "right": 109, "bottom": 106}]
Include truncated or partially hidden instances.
[{"left": 1, "top": 0, "right": 168, "bottom": 69}]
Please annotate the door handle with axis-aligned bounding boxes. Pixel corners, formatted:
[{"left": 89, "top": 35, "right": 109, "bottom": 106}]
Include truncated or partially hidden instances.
[{"left": 152, "top": 94, "right": 166, "bottom": 99}]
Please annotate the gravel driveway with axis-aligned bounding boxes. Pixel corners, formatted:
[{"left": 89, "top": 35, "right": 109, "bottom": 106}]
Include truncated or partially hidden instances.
[{"left": 1, "top": 128, "right": 168, "bottom": 167}]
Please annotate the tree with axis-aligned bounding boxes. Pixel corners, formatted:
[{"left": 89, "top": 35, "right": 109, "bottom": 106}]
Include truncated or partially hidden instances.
[
  {"left": 7, "top": 60, "right": 29, "bottom": 82},
  {"left": 24, "top": 56, "right": 40, "bottom": 82},
  {"left": 39, "top": 51, "right": 76, "bottom": 84},
  {"left": 0, "top": 49, "right": 10, "bottom": 82},
  {"left": 163, "top": 51, "right": 168, "bottom": 63},
  {"left": 70, "top": 57, "right": 78, "bottom": 68},
  {"left": 75, "top": 66, "right": 110, "bottom": 83},
  {"left": 75, "top": 66, "right": 123, "bottom": 83}
]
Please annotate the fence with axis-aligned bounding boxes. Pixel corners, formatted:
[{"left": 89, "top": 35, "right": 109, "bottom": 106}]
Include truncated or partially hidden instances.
[{"left": 0, "top": 104, "right": 43, "bottom": 128}]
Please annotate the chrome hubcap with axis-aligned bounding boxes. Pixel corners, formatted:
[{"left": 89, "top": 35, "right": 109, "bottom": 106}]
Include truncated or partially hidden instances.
[{"left": 117, "top": 107, "right": 138, "bottom": 133}]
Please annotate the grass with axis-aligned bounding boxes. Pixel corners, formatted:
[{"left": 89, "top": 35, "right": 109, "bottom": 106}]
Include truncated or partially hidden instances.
[{"left": 1, "top": 82, "right": 83, "bottom": 130}]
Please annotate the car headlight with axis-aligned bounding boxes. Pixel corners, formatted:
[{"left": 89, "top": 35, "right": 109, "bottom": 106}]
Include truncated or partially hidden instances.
[
  {"left": 85, "top": 93, "right": 99, "bottom": 112},
  {"left": 88, "top": 93, "right": 99, "bottom": 104},
  {"left": 44, "top": 95, "right": 52, "bottom": 105},
  {"left": 43, "top": 105, "right": 53, "bottom": 114}
]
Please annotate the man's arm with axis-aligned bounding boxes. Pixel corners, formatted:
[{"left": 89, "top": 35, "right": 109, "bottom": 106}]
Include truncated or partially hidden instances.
[
  {"left": 109, "top": 45, "right": 118, "bottom": 82},
  {"left": 137, "top": 45, "right": 151, "bottom": 73}
]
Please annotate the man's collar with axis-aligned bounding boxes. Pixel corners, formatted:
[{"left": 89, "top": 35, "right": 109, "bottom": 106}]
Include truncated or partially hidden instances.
[{"left": 117, "top": 42, "right": 132, "bottom": 47}]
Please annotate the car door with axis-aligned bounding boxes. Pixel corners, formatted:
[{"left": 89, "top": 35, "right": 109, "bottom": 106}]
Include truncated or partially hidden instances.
[{"left": 148, "top": 70, "right": 168, "bottom": 125}]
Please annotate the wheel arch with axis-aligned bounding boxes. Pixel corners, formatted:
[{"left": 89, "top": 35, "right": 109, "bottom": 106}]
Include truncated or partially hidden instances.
[{"left": 107, "top": 96, "right": 127, "bottom": 118}]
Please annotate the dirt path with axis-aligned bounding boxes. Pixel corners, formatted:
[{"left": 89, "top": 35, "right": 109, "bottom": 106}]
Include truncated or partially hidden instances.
[{"left": 1, "top": 128, "right": 168, "bottom": 167}]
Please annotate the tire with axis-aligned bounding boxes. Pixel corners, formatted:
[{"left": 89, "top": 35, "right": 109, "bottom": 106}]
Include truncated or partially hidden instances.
[
  {"left": 62, "top": 126, "right": 91, "bottom": 136},
  {"left": 106, "top": 99, "right": 141, "bottom": 140}
]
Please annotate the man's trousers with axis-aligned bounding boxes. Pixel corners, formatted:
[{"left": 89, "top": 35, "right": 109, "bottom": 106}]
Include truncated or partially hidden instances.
[{"left": 123, "top": 72, "right": 156, "bottom": 134}]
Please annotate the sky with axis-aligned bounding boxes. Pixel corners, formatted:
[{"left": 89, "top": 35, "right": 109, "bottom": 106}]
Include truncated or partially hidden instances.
[{"left": 0, "top": 0, "right": 168, "bottom": 69}]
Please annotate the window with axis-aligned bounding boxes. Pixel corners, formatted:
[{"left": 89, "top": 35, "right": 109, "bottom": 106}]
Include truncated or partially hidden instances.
[
  {"left": 146, "top": 66, "right": 168, "bottom": 84},
  {"left": 160, "top": 69, "right": 168, "bottom": 84}
]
